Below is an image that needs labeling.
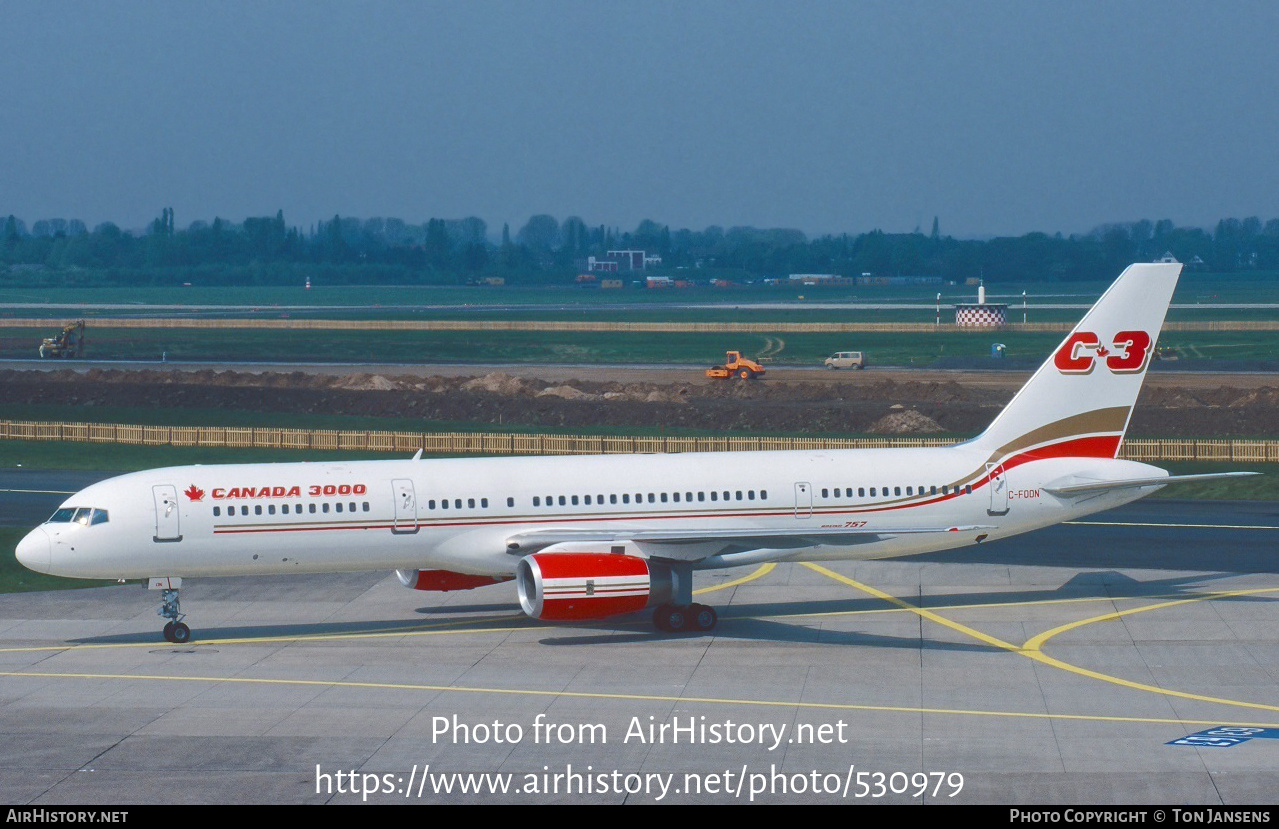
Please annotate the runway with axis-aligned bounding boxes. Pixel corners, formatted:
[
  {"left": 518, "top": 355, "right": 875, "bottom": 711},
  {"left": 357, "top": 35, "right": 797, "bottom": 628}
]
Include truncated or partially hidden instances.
[{"left": 2, "top": 473, "right": 1278, "bottom": 804}]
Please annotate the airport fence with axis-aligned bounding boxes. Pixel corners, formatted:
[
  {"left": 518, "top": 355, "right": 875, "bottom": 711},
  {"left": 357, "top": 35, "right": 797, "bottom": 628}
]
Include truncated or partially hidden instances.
[{"left": 2, "top": 420, "right": 1276, "bottom": 463}]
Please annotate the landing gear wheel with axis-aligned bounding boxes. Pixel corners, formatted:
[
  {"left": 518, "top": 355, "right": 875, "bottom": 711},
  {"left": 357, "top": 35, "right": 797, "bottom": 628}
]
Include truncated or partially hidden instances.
[
  {"left": 157, "top": 586, "right": 189, "bottom": 643},
  {"left": 691, "top": 604, "right": 718, "bottom": 632},
  {"left": 654, "top": 604, "right": 690, "bottom": 632}
]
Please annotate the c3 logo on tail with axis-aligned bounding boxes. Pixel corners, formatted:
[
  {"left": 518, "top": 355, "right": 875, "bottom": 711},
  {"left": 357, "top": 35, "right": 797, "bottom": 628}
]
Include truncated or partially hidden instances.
[{"left": 1053, "top": 330, "right": 1152, "bottom": 375}]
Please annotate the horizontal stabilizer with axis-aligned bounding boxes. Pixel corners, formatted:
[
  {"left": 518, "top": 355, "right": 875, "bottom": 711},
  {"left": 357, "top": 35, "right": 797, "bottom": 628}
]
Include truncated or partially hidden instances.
[{"left": 1045, "top": 471, "right": 1259, "bottom": 496}]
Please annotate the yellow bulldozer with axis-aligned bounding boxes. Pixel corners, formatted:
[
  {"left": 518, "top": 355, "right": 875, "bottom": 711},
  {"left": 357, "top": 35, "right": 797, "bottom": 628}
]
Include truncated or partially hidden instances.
[{"left": 39, "top": 320, "right": 85, "bottom": 359}]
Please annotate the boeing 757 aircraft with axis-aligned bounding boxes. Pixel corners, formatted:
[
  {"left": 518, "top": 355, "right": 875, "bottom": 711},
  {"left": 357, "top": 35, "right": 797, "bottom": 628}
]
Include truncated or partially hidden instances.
[{"left": 15, "top": 263, "right": 1250, "bottom": 643}]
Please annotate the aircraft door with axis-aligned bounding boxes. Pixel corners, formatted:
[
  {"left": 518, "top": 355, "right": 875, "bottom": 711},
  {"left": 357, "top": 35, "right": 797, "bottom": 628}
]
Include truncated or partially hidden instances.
[
  {"left": 794, "top": 482, "right": 813, "bottom": 518},
  {"left": 152, "top": 484, "right": 183, "bottom": 542},
  {"left": 986, "top": 463, "right": 1009, "bottom": 516},
  {"left": 392, "top": 478, "right": 419, "bottom": 534}
]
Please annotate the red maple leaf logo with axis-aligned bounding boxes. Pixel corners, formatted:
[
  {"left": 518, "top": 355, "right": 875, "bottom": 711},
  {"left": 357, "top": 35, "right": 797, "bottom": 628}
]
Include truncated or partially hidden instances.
[
  {"left": 1095, "top": 345, "right": 1110, "bottom": 357},
  {"left": 184, "top": 484, "right": 205, "bottom": 501}
]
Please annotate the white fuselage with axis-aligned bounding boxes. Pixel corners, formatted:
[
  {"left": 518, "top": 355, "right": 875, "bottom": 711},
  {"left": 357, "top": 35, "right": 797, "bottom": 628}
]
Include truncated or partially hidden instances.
[{"left": 15, "top": 443, "right": 1163, "bottom": 582}]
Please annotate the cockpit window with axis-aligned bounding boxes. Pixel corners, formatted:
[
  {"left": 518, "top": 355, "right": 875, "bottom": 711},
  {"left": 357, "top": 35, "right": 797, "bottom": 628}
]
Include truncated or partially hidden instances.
[{"left": 46, "top": 507, "right": 108, "bottom": 525}]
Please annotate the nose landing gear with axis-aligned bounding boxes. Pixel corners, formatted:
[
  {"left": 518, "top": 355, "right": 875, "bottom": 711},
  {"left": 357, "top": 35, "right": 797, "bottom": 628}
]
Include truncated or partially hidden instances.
[{"left": 150, "top": 578, "right": 192, "bottom": 644}]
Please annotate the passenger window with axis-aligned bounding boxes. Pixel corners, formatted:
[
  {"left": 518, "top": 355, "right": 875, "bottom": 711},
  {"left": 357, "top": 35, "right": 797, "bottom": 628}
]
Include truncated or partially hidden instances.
[
  {"left": 213, "top": 507, "right": 221, "bottom": 517},
  {"left": 336, "top": 503, "right": 343, "bottom": 513},
  {"left": 255, "top": 505, "right": 263, "bottom": 515},
  {"left": 269, "top": 505, "right": 276, "bottom": 515}
]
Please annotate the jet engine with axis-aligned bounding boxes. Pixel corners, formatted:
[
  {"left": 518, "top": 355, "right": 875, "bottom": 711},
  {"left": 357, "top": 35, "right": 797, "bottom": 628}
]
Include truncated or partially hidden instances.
[
  {"left": 515, "top": 553, "right": 673, "bottom": 621},
  {"left": 396, "top": 569, "right": 511, "bottom": 592}
]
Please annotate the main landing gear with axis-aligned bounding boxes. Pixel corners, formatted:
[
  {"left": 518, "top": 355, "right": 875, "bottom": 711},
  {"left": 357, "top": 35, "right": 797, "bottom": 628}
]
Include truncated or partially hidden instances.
[
  {"left": 158, "top": 587, "right": 191, "bottom": 644},
  {"left": 653, "top": 603, "right": 718, "bottom": 633},
  {"left": 650, "top": 563, "right": 718, "bottom": 633}
]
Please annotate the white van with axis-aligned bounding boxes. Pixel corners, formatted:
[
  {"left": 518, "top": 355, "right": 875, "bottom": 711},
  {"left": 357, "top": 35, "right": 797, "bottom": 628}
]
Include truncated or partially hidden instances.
[{"left": 824, "top": 351, "right": 866, "bottom": 370}]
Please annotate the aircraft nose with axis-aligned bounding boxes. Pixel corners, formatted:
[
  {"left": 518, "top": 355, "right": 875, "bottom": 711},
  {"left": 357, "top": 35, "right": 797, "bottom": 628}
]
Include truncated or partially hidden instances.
[{"left": 15, "top": 528, "right": 51, "bottom": 574}]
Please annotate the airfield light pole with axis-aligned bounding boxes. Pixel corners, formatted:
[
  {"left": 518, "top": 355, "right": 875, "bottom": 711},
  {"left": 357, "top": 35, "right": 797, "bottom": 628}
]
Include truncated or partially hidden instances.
[
  {"left": 1023, "top": 291, "right": 1027, "bottom": 324},
  {"left": 936, "top": 293, "right": 941, "bottom": 326}
]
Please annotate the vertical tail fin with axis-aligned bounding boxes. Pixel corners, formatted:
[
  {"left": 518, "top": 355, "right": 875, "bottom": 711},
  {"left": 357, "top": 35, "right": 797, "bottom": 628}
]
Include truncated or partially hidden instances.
[{"left": 970, "top": 262, "right": 1181, "bottom": 463}]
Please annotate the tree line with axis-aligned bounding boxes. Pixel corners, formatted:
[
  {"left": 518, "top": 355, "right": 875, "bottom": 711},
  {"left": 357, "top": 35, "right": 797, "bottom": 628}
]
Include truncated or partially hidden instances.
[{"left": 2, "top": 210, "right": 1278, "bottom": 287}]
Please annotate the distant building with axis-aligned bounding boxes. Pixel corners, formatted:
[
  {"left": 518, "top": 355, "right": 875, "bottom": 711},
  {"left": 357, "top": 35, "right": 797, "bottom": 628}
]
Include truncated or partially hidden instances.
[
  {"left": 587, "top": 250, "right": 662, "bottom": 272},
  {"left": 788, "top": 273, "right": 841, "bottom": 284},
  {"left": 855, "top": 275, "right": 943, "bottom": 286}
]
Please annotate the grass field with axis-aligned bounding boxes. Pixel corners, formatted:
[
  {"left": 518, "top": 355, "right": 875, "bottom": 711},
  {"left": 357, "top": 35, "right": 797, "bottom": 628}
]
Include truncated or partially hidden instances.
[
  {"left": 2, "top": 270, "right": 1278, "bottom": 310},
  {"left": 5, "top": 271, "right": 1279, "bottom": 365}
]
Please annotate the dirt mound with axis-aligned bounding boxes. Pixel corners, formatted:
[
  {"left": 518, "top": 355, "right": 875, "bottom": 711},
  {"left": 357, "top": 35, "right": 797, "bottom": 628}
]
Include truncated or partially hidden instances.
[
  {"left": 868, "top": 408, "right": 945, "bottom": 433},
  {"left": 334, "top": 373, "right": 398, "bottom": 391},
  {"left": 462, "top": 372, "right": 530, "bottom": 395},
  {"left": 0, "top": 368, "right": 1275, "bottom": 437}
]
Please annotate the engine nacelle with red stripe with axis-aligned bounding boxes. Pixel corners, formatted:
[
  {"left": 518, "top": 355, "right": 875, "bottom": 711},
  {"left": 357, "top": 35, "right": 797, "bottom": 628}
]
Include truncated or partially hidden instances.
[
  {"left": 515, "top": 553, "right": 673, "bottom": 621},
  {"left": 396, "top": 568, "right": 511, "bottom": 592}
]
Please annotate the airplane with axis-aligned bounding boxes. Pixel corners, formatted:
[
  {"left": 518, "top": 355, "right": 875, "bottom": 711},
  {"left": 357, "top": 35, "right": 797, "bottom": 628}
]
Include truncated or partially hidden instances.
[{"left": 14, "top": 262, "right": 1254, "bottom": 643}]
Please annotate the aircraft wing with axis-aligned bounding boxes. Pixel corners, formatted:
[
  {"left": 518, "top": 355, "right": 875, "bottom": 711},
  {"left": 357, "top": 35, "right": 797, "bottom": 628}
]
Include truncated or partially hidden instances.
[
  {"left": 505, "top": 525, "right": 993, "bottom": 562},
  {"left": 1044, "top": 471, "right": 1259, "bottom": 496}
]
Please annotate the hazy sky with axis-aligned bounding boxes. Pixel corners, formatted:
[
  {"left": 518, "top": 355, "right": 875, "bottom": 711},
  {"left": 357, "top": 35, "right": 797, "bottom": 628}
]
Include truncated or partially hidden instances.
[{"left": 3, "top": 1, "right": 1276, "bottom": 238}]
